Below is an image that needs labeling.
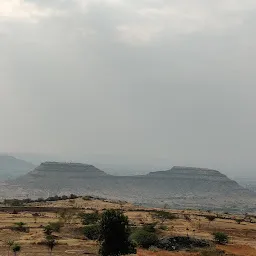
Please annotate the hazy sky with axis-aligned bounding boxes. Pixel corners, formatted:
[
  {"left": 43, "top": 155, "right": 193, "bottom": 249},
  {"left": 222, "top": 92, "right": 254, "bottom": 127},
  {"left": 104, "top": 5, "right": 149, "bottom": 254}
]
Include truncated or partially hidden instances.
[{"left": 1, "top": 0, "right": 256, "bottom": 175}]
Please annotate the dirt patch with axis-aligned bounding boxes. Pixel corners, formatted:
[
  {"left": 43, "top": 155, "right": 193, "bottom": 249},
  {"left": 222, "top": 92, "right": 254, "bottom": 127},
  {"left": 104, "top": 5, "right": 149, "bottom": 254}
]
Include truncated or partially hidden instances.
[{"left": 217, "top": 244, "right": 256, "bottom": 256}]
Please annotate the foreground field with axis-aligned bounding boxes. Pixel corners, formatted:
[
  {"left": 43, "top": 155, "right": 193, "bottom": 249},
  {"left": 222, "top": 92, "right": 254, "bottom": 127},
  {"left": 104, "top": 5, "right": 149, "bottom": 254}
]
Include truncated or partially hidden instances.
[{"left": 0, "top": 197, "right": 255, "bottom": 256}]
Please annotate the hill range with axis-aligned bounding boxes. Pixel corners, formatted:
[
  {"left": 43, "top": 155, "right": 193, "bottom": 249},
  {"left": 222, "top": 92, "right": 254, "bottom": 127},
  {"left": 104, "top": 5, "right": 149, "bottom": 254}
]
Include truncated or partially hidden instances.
[{"left": 2, "top": 162, "right": 255, "bottom": 213}]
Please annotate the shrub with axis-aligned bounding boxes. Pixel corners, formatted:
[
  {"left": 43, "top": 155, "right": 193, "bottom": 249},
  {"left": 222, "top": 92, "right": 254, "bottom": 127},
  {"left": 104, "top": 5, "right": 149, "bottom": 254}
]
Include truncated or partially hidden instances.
[
  {"left": 235, "top": 219, "right": 242, "bottom": 224},
  {"left": 80, "top": 211, "right": 101, "bottom": 225},
  {"left": 142, "top": 223, "right": 157, "bottom": 233},
  {"left": 206, "top": 216, "right": 216, "bottom": 222},
  {"left": 130, "top": 229, "right": 158, "bottom": 249},
  {"left": 213, "top": 232, "right": 229, "bottom": 245},
  {"left": 12, "top": 243, "right": 21, "bottom": 255},
  {"left": 99, "top": 209, "right": 136, "bottom": 256},
  {"left": 45, "top": 235, "right": 57, "bottom": 255},
  {"left": 44, "top": 225, "right": 54, "bottom": 236},
  {"left": 61, "top": 195, "right": 69, "bottom": 200},
  {"left": 11, "top": 222, "right": 29, "bottom": 232},
  {"left": 84, "top": 224, "right": 100, "bottom": 240},
  {"left": 159, "top": 225, "right": 168, "bottom": 231},
  {"left": 184, "top": 215, "right": 191, "bottom": 222},
  {"left": 69, "top": 194, "right": 78, "bottom": 199},
  {"left": 82, "top": 196, "right": 92, "bottom": 201},
  {"left": 57, "top": 209, "right": 76, "bottom": 224},
  {"left": 153, "top": 211, "right": 177, "bottom": 223},
  {"left": 48, "top": 222, "right": 63, "bottom": 232}
]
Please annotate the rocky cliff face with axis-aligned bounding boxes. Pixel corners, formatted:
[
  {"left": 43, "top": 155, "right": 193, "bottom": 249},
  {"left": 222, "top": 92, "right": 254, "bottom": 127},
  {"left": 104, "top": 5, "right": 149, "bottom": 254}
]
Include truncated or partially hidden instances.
[{"left": 7, "top": 163, "right": 256, "bottom": 213}]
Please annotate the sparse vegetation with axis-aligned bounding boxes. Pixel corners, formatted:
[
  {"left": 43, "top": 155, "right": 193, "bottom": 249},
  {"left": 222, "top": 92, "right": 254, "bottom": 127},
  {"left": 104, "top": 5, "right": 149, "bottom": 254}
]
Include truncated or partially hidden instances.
[
  {"left": 153, "top": 211, "right": 177, "bottom": 224},
  {"left": 130, "top": 229, "right": 158, "bottom": 248},
  {"left": 44, "top": 224, "right": 54, "bottom": 236},
  {"left": 142, "top": 222, "right": 157, "bottom": 233},
  {"left": 45, "top": 235, "right": 57, "bottom": 256},
  {"left": 159, "top": 225, "right": 168, "bottom": 231},
  {"left": 7, "top": 240, "right": 14, "bottom": 256},
  {"left": 12, "top": 244, "right": 21, "bottom": 256},
  {"left": 84, "top": 224, "right": 100, "bottom": 240},
  {"left": 11, "top": 222, "right": 29, "bottom": 232},
  {"left": 79, "top": 211, "right": 101, "bottom": 225},
  {"left": 57, "top": 209, "right": 77, "bottom": 224},
  {"left": 213, "top": 232, "right": 229, "bottom": 245},
  {"left": 0, "top": 196, "right": 254, "bottom": 256}
]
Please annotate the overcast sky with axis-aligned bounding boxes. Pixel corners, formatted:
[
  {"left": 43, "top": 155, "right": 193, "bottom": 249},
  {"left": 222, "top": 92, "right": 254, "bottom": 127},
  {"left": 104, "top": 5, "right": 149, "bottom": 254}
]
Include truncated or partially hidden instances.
[{"left": 1, "top": 0, "right": 256, "bottom": 175}]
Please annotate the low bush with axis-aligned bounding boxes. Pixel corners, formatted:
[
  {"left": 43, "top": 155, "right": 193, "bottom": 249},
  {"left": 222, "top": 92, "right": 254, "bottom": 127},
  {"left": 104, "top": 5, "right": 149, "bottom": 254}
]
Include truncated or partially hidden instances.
[
  {"left": 130, "top": 229, "right": 158, "bottom": 248},
  {"left": 84, "top": 224, "right": 100, "bottom": 240},
  {"left": 142, "top": 223, "right": 157, "bottom": 233},
  {"left": 153, "top": 211, "right": 177, "bottom": 223},
  {"left": 48, "top": 222, "right": 63, "bottom": 232},
  {"left": 213, "top": 232, "right": 229, "bottom": 245},
  {"left": 206, "top": 216, "right": 216, "bottom": 222},
  {"left": 44, "top": 224, "right": 54, "bottom": 236},
  {"left": 11, "top": 222, "right": 29, "bottom": 232},
  {"left": 80, "top": 211, "right": 101, "bottom": 225},
  {"left": 159, "top": 225, "right": 168, "bottom": 231}
]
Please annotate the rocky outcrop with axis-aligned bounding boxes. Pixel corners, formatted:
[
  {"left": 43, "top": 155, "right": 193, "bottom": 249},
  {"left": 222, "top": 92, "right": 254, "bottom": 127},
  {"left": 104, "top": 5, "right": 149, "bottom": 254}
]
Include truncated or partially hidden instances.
[
  {"left": 7, "top": 164, "right": 256, "bottom": 213},
  {"left": 157, "top": 236, "right": 210, "bottom": 251}
]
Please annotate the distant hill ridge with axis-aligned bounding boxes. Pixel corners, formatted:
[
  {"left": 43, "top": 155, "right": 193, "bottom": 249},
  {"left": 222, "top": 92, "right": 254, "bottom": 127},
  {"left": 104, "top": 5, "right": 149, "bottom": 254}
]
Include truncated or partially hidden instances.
[
  {"left": 35, "top": 162, "right": 107, "bottom": 174},
  {"left": 0, "top": 155, "right": 35, "bottom": 180},
  {"left": 148, "top": 166, "right": 229, "bottom": 181},
  {"left": 5, "top": 162, "right": 256, "bottom": 213}
]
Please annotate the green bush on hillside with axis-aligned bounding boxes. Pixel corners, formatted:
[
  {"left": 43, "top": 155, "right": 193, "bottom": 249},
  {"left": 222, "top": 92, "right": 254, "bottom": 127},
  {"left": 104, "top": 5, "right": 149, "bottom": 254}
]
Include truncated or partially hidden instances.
[
  {"left": 84, "top": 224, "right": 100, "bottom": 240},
  {"left": 130, "top": 229, "right": 158, "bottom": 249},
  {"left": 213, "top": 232, "right": 229, "bottom": 245}
]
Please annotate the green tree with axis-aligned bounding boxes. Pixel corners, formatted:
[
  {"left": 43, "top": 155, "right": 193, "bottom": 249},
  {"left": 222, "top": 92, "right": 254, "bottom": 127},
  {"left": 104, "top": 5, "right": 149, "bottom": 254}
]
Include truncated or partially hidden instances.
[
  {"left": 45, "top": 235, "right": 56, "bottom": 256},
  {"left": 99, "top": 209, "right": 136, "bottom": 256},
  {"left": 44, "top": 225, "right": 54, "bottom": 236},
  {"left": 205, "top": 215, "right": 216, "bottom": 227},
  {"left": 7, "top": 240, "right": 14, "bottom": 256},
  {"left": 12, "top": 244, "right": 21, "bottom": 256}
]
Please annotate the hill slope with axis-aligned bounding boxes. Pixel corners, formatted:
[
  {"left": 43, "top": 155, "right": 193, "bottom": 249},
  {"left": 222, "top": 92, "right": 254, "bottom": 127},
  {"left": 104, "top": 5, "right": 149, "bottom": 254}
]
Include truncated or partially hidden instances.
[
  {"left": 0, "top": 155, "right": 35, "bottom": 180},
  {"left": 7, "top": 163, "right": 256, "bottom": 213}
]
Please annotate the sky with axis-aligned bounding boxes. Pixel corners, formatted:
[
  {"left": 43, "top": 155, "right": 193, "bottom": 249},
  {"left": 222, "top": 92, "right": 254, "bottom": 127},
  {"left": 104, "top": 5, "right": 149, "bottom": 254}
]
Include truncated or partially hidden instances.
[{"left": 1, "top": 0, "right": 256, "bottom": 176}]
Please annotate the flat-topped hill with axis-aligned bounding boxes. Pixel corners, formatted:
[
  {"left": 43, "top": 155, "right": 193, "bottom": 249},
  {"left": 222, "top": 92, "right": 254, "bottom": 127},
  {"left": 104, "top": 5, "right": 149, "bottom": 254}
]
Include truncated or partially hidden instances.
[
  {"left": 33, "top": 162, "right": 108, "bottom": 175},
  {"left": 148, "top": 166, "right": 227, "bottom": 178}
]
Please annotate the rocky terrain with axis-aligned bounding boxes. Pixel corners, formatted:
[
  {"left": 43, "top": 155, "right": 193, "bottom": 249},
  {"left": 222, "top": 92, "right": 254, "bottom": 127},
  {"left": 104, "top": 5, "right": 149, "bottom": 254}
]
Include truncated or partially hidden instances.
[
  {"left": 3, "top": 162, "right": 255, "bottom": 213},
  {"left": 0, "top": 155, "right": 35, "bottom": 180}
]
